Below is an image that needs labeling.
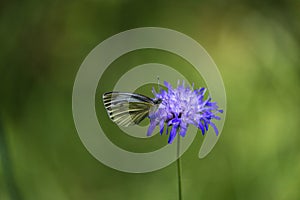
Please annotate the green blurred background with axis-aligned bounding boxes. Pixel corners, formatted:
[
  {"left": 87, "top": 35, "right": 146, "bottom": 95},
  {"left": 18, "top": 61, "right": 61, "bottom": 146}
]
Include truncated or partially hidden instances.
[{"left": 1, "top": 0, "right": 300, "bottom": 199}]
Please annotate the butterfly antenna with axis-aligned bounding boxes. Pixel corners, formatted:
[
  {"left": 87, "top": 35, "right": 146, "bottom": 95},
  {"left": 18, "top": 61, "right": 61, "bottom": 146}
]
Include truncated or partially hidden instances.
[{"left": 157, "top": 76, "right": 161, "bottom": 92}]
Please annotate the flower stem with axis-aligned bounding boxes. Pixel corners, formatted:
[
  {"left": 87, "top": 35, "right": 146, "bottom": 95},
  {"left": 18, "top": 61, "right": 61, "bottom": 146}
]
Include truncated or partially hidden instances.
[{"left": 177, "top": 134, "right": 183, "bottom": 200}]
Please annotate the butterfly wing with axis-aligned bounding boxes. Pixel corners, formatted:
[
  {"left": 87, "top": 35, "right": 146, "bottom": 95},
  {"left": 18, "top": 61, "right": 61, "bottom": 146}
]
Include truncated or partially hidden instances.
[{"left": 103, "top": 92, "right": 155, "bottom": 127}]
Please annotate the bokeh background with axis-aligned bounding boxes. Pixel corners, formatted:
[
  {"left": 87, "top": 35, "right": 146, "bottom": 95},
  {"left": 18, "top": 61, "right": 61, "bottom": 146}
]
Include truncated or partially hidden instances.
[{"left": 1, "top": 0, "right": 300, "bottom": 199}]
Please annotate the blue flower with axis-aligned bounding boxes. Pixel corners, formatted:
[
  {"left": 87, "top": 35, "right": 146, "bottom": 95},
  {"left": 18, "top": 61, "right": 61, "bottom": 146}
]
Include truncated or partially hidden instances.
[{"left": 147, "top": 81, "right": 223, "bottom": 144}]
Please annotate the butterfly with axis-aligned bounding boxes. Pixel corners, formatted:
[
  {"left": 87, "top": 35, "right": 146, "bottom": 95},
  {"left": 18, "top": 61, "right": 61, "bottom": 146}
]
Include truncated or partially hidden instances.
[{"left": 103, "top": 92, "right": 162, "bottom": 127}]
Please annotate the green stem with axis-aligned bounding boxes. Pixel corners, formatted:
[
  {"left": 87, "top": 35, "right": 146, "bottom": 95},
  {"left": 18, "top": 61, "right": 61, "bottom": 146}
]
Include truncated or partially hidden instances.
[{"left": 177, "top": 135, "right": 183, "bottom": 200}]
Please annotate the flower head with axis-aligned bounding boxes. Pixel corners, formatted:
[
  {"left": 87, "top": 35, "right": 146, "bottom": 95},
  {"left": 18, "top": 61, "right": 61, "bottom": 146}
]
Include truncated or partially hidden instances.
[{"left": 147, "top": 81, "right": 223, "bottom": 144}]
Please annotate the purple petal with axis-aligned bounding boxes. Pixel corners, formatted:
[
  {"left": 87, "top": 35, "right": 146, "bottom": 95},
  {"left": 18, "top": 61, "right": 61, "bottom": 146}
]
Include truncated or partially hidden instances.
[
  {"left": 168, "top": 125, "right": 178, "bottom": 144},
  {"left": 198, "top": 122, "right": 205, "bottom": 135},
  {"left": 203, "top": 119, "right": 208, "bottom": 131},
  {"left": 171, "top": 117, "right": 181, "bottom": 124},
  {"left": 213, "top": 116, "right": 221, "bottom": 120},
  {"left": 159, "top": 120, "right": 164, "bottom": 135},
  {"left": 179, "top": 124, "right": 187, "bottom": 137},
  {"left": 208, "top": 121, "right": 219, "bottom": 136},
  {"left": 166, "top": 125, "right": 169, "bottom": 135},
  {"left": 164, "top": 81, "right": 172, "bottom": 90},
  {"left": 147, "top": 122, "right": 156, "bottom": 136}
]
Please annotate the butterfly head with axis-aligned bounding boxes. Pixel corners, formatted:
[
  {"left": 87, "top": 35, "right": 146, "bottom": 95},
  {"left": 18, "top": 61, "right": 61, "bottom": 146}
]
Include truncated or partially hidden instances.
[{"left": 153, "top": 98, "right": 162, "bottom": 105}]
